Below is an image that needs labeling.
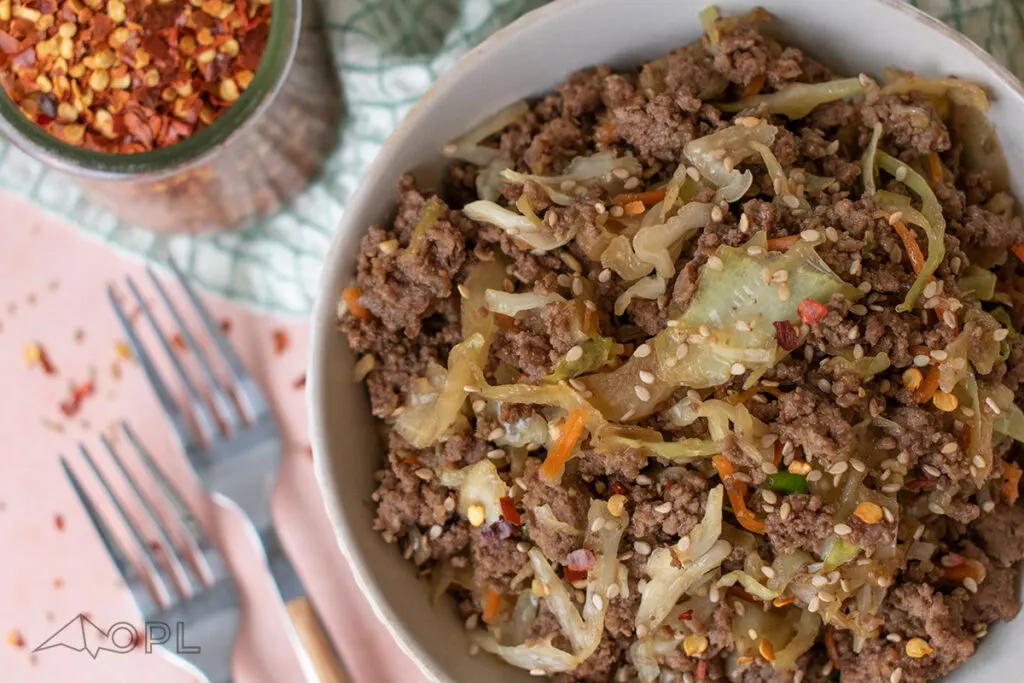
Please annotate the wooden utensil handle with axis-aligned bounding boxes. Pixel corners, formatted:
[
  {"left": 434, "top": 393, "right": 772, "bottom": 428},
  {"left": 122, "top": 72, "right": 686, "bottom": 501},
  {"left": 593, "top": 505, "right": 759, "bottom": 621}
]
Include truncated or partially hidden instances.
[{"left": 286, "top": 596, "right": 349, "bottom": 683}]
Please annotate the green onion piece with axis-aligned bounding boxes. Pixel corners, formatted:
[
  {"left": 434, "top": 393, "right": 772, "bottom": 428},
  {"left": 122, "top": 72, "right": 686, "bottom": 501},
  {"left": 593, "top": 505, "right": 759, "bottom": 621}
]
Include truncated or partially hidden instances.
[{"left": 764, "top": 472, "right": 809, "bottom": 494}]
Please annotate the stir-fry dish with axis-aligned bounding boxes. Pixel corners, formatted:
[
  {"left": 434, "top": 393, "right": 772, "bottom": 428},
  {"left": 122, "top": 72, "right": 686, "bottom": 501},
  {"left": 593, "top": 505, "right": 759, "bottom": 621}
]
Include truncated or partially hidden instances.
[{"left": 339, "top": 7, "right": 1024, "bottom": 682}]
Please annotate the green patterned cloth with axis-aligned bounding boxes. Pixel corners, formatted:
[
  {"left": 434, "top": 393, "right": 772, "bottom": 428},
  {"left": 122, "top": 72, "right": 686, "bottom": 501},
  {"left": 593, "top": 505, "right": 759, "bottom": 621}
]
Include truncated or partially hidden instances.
[{"left": 0, "top": 0, "right": 1020, "bottom": 313}]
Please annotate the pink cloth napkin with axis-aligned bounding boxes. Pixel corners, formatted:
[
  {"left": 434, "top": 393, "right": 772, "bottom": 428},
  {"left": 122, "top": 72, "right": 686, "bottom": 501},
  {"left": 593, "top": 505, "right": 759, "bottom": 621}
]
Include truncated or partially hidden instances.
[{"left": 0, "top": 193, "right": 426, "bottom": 683}]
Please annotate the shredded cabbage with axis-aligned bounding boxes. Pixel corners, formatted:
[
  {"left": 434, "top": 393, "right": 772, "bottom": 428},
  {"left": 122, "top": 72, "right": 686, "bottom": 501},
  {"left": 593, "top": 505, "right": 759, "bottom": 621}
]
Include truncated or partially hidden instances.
[
  {"left": 443, "top": 100, "right": 528, "bottom": 167},
  {"left": 718, "top": 549, "right": 811, "bottom": 601},
  {"left": 533, "top": 504, "right": 583, "bottom": 535},
  {"left": 683, "top": 121, "right": 777, "bottom": 202},
  {"left": 480, "top": 383, "right": 605, "bottom": 430},
  {"left": 636, "top": 486, "right": 730, "bottom": 632},
  {"left": 876, "top": 151, "right": 946, "bottom": 311},
  {"left": 881, "top": 75, "right": 989, "bottom": 111},
  {"left": 861, "top": 123, "right": 883, "bottom": 196},
  {"left": 592, "top": 424, "right": 719, "bottom": 462},
  {"left": 484, "top": 289, "right": 564, "bottom": 316},
  {"left": 501, "top": 152, "right": 643, "bottom": 206},
  {"left": 995, "top": 403, "right": 1024, "bottom": 443},
  {"left": 719, "top": 78, "right": 869, "bottom": 119},
  {"left": 614, "top": 276, "right": 666, "bottom": 316},
  {"left": 582, "top": 232, "right": 859, "bottom": 421},
  {"left": 827, "top": 351, "right": 891, "bottom": 379},
  {"left": 464, "top": 200, "right": 577, "bottom": 252},
  {"left": 406, "top": 197, "right": 446, "bottom": 256},
  {"left": 457, "top": 460, "right": 508, "bottom": 524},
  {"left": 601, "top": 235, "right": 654, "bottom": 281},
  {"left": 547, "top": 336, "right": 616, "bottom": 381},
  {"left": 773, "top": 611, "right": 822, "bottom": 671},
  {"left": 958, "top": 265, "right": 998, "bottom": 301},
  {"left": 633, "top": 202, "right": 713, "bottom": 278},
  {"left": 476, "top": 158, "right": 513, "bottom": 202}
]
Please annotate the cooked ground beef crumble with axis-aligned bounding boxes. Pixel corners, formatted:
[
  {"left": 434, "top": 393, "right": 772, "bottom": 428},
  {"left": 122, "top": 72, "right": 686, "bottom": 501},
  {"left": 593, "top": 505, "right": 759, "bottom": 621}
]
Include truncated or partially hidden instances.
[{"left": 340, "top": 8, "right": 1024, "bottom": 683}]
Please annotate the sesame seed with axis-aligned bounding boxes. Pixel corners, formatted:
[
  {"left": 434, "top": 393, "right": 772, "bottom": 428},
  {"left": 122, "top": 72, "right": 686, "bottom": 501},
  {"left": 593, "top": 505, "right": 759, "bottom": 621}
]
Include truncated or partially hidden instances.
[
  {"left": 851, "top": 459, "right": 866, "bottom": 472},
  {"left": 895, "top": 165, "right": 908, "bottom": 182},
  {"left": 973, "top": 455, "right": 986, "bottom": 468},
  {"left": 610, "top": 206, "right": 624, "bottom": 217},
  {"left": 986, "top": 397, "right": 1002, "bottom": 414},
  {"left": 761, "top": 566, "right": 776, "bottom": 579},
  {"left": 747, "top": 245, "right": 764, "bottom": 256},
  {"left": 930, "top": 349, "right": 948, "bottom": 361},
  {"left": 779, "top": 501, "right": 792, "bottom": 520},
  {"left": 778, "top": 283, "right": 791, "bottom": 301},
  {"left": 782, "top": 194, "right": 801, "bottom": 209},
  {"left": 817, "top": 590, "right": 835, "bottom": 603},
  {"left": 735, "top": 115, "right": 762, "bottom": 128},
  {"left": 811, "top": 575, "right": 829, "bottom": 587},
  {"left": 771, "top": 269, "right": 789, "bottom": 283},
  {"left": 888, "top": 210, "right": 904, "bottom": 225},
  {"left": 891, "top": 668, "right": 903, "bottom": 683},
  {"left": 612, "top": 168, "right": 630, "bottom": 180},
  {"left": 472, "top": 400, "right": 486, "bottom": 413},
  {"left": 739, "top": 214, "right": 750, "bottom": 233},
  {"left": 808, "top": 596, "right": 821, "bottom": 613},
  {"left": 634, "top": 343, "right": 651, "bottom": 358},
  {"left": 634, "top": 385, "right": 651, "bottom": 401},
  {"left": 487, "top": 448, "right": 505, "bottom": 460},
  {"left": 762, "top": 490, "right": 778, "bottom": 504},
  {"left": 458, "top": 284, "right": 471, "bottom": 299},
  {"left": 807, "top": 470, "right": 823, "bottom": 482},
  {"left": 598, "top": 268, "right": 612, "bottom": 283},
  {"left": 654, "top": 502, "right": 673, "bottom": 514},
  {"left": 699, "top": 324, "right": 711, "bottom": 337},
  {"left": 858, "top": 72, "right": 872, "bottom": 87},
  {"left": 676, "top": 343, "right": 690, "bottom": 359},
  {"left": 623, "top": 177, "right": 641, "bottom": 191},
  {"left": 711, "top": 206, "right": 724, "bottom": 222},
  {"left": 922, "top": 464, "right": 941, "bottom": 478},
  {"left": 634, "top": 540, "right": 652, "bottom": 555},
  {"left": 929, "top": 502, "right": 945, "bottom": 515},
  {"left": 964, "top": 577, "right": 979, "bottom": 593},
  {"left": 834, "top": 523, "right": 852, "bottom": 536},
  {"left": 686, "top": 166, "right": 701, "bottom": 182},
  {"left": 983, "top": 500, "right": 996, "bottom": 512},
  {"left": 594, "top": 202, "right": 606, "bottom": 214},
  {"left": 828, "top": 461, "right": 849, "bottom": 475},
  {"left": 801, "top": 229, "right": 821, "bottom": 242},
  {"left": 638, "top": 370, "right": 656, "bottom": 385},
  {"left": 913, "top": 354, "right": 930, "bottom": 367},
  {"left": 566, "top": 345, "right": 584, "bottom": 362},
  {"left": 487, "top": 427, "right": 506, "bottom": 441},
  {"left": 941, "top": 442, "right": 959, "bottom": 454},
  {"left": 707, "top": 255, "right": 724, "bottom": 270},
  {"left": 584, "top": 299, "right": 597, "bottom": 311},
  {"left": 853, "top": 344, "right": 864, "bottom": 359}
]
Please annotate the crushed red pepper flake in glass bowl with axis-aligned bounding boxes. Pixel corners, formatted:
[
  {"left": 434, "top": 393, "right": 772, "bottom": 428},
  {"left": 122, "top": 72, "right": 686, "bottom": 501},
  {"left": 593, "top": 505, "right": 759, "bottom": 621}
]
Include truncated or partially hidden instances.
[{"left": 0, "top": 0, "right": 272, "bottom": 153}]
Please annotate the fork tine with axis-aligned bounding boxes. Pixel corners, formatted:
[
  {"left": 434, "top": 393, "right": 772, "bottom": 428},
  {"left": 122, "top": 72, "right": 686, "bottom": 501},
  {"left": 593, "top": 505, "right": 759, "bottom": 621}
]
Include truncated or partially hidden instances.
[
  {"left": 108, "top": 286, "right": 195, "bottom": 448},
  {"left": 123, "top": 275, "right": 218, "bottom": 442},
  {"left": 122, "top": 422, "right": 215, "bottom": 587},
  {"left": 99, "top": 433, "right": 195, "bottom": 597},
  {"left": 77, "top": 443, "right": 172, "bottom": 607},
  {"left": 146, "top": 266, "right": 242, "bottom": 433},
  {"left": 168, "top": 258, "right": 270, "bottom": 419}
]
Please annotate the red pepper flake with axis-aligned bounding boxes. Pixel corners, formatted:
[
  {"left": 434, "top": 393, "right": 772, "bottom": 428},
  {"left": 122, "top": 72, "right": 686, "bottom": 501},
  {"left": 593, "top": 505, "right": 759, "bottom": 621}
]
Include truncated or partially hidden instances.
[
  {"left": 54, "top": 514, "right": 65, "bottom": 531},
  {"left": 7, "top": 630, "right": 24, "bottom": 648},
  {"left": 272, "top": 328, "right": 290, "bottom": 355},
  {"left": 797, "top": 299, "right": 829, "bottom": 325},
  {"left": 609, "top": 482, "right": 629, "bottom": 496},
  {"left": 677, "top": 610, "right": 693, "bottom": 621},
  {"left": 563, "top": 567, "right": 588, "bottom": 582},
  {"left": 403, "top": 456, "right": 419, "bottom": 465},
  {"left": 696, "top": 659, "right": 707, "bottom": 681},
  {"left": 293, "top": 374, "right": 306, "bottom": 390},
  {"left": 905, "top": 479, "right": 937, "bottom": 491},
  {"left": 499, "top": 497, "right": 522, "bottom": 526},
  {"left": 59, "top": 380, "right": 95, "bottom": 418},
  {"left": 773, "top": 320, "right": 799, "bottom": 351}
]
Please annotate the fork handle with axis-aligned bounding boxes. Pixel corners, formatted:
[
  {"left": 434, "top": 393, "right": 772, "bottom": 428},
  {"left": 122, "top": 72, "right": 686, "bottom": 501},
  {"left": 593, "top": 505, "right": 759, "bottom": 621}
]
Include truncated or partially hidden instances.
[{"left": 287, "top": 597, "right": 349, "bottom": 683}]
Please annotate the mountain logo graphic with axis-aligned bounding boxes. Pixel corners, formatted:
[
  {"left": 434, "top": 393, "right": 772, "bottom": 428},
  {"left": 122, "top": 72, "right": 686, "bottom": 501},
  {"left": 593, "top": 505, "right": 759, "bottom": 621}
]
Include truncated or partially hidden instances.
[{"left": 33, "top": 615, "right": 138, "bottom": 658}]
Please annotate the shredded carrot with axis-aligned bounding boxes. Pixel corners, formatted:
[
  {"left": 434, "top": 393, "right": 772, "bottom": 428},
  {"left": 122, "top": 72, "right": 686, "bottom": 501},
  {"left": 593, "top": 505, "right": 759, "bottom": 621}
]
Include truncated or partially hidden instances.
[
  {"left": 482, "top": 588, "right": 502, "bottom": 624},
  {"left": 942, "top": 560, "right": 986, "bottom": 583},
  {"left": 824, "top": 627, "right": 841, "bottom": 672},
  {"left": 499, "top": 497, "right": 522, "bottom": 526},
  {"left": 610, "top": 188, "right": 667, "bottom": 206},
  {"left": 773, "top": 442, "right": 783, "bottom": 467},
  {"left": 927, "top": 153, "right": 943, "bottom": 186},
  {"left": 1012, "top": 244, "right": 1024, "bottom": 265},
  {"left": 890, "top": 219, "right": 926, "bottom": 275},
  {"left": 772, "top": 595, "right": 795, "bottom": 608},
  {"left": 342, "top": 286, "right": 372, "bottom": 320},
  {"left": 741, "top": 73, "right": 766, "bottom": 98},
  {"left": 540, "top": 408, "right": 588, "bottom": 483},
  {"left": 765, "top": 235, "right": 801, "bottom": 251},
  {"left": 495, "top": 313, "right": 516, "bottom": 331},
  {"left": 623, "top": 200, "right": 646, "bottom": 215},
  {"left": 1002, "top": 462, "right": 1022, "bottom": 505},
  {"left": 712, "top": 455, "right": 765, "bottom": 534},
  {"left": 913, "top": 365, "right": 940, "bottom": 404},
  {"left": 728, "top": 384, "right": 782, "bottom": 406}
]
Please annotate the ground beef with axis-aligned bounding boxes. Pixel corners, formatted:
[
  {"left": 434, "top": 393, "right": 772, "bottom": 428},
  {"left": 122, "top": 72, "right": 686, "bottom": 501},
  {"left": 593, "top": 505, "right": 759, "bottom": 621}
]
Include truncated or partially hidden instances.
[
  {"left": 764, "top": 494, "right": 835, "bottom": 555},
  {"left": 340, "top": 10, "right": 1024, "bottom": 683},
  {"left": 521, "top": 458, "right": 589, "bottom": 565}
]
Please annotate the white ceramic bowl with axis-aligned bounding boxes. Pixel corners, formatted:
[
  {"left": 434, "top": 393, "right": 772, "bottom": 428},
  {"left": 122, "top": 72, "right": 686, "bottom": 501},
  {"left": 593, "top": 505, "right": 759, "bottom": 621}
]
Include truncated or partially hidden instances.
[{"left": 309, "top": 1, "right": 1024, "bottom": 680}]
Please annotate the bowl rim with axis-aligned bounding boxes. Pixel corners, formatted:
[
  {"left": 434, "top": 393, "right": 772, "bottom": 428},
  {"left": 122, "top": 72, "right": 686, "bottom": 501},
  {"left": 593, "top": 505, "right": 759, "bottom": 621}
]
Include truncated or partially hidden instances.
[{"left": 307, "top": 1, "right": 1024, "bottom": 681}]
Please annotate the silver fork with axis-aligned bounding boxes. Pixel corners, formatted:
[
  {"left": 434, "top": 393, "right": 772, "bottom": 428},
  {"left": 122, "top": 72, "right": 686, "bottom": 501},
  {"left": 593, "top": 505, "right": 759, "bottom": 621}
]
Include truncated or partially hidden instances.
[
  {"left": 108, "top": 262, "right": 347, "bottom": 683},
  {"left": 60, "top": 424, "right": 238, "bottom": 683}
]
